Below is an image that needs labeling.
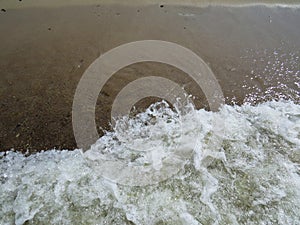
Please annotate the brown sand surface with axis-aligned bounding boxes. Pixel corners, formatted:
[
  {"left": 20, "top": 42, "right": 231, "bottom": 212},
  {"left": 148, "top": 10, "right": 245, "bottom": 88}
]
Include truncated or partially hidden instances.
[{"left": 0, "top": 3, "right": 299, "bottom": 152}]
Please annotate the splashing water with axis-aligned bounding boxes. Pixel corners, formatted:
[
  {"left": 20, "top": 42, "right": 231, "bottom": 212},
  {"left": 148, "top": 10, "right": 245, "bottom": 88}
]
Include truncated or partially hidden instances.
[
  {"left": 242, "top": 48, "right": 300, "bottom": 104},
  {"left": 1, "top": 99, "right": 300, "bottom": 224}
]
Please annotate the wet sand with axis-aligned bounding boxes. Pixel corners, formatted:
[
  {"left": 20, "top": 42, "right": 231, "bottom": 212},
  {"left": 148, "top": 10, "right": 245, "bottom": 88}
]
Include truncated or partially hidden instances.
[{"left": 0, "top": 2, "right": 299, "bottom": 152}]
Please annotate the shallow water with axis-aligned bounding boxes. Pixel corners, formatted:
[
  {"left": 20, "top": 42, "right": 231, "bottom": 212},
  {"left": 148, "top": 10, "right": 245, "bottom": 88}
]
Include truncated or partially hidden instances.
[
  {"left": 2, "top": 0, "right": 300, "bottom": 9},
  {"left": 1, "top": 100, "right": 300, "bottom": 224},
  {"left": 1, "top": 2, "right": 300, "bottom": 224}
]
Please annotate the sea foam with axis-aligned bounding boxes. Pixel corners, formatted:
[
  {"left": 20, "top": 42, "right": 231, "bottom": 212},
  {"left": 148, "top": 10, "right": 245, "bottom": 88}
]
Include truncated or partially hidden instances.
[{"left": 1, "top": 100, "right": 299, "bottom": 224}]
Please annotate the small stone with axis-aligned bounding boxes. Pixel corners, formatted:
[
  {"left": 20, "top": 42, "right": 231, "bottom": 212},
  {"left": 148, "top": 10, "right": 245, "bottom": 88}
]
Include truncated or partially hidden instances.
[{"left": 1, "top": 9, "right": 6, "bottom": 12}]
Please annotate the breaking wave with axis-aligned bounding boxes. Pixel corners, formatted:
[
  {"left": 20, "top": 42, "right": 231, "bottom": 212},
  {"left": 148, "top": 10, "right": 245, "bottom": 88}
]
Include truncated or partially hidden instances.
[{"left": 1, "top": 99, "right": 300, "bottom": 224}]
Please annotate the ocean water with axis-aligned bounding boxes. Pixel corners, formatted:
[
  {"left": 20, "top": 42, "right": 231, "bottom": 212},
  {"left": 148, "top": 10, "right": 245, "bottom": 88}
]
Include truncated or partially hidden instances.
[
  {"left": 1, "top": 99, "right": 300, "bottom": 224},
  {"left": 1, "top": 0, "right": 300, "bottom": 224},
  {"left": 1, "top": 43, "right": 300, "bottom": 223},
  {"left": 2, "top": 0, "right": 300, "bottom": 9}
]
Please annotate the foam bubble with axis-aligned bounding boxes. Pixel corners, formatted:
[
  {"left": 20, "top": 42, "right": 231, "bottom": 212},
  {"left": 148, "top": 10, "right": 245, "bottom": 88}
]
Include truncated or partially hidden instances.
[{"left": 1, "top": 100, "right": 300, "bottom": 224}]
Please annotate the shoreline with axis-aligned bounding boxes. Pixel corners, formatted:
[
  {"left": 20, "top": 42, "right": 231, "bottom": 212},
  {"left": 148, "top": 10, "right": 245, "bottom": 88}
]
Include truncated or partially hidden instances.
[
  {"left": 1, "top": 0, "right": 300, "bottom": 9},
  {"left": 0, "top": 3, "right": 299, "bottom": 153}
]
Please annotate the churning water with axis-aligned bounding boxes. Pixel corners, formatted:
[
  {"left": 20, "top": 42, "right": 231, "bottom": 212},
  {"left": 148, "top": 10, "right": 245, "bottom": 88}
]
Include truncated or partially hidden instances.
[
  {"left": 1, "top": 99, "right": 300, "bottom": 224},
  {"left": 1, "top": 39, "right": 300, "bottom": 224},
  {"left": 1, "top": 1, "right": 300, "bottom": 224}
]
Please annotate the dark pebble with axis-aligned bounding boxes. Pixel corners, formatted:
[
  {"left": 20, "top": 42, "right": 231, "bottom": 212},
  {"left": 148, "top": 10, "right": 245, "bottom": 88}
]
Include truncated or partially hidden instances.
[
  {"left": 1, "top": 9, "right": 6, "bottom": 12},
  {"left": 160, "top": 5, "right": 164, "bottom": 8}
]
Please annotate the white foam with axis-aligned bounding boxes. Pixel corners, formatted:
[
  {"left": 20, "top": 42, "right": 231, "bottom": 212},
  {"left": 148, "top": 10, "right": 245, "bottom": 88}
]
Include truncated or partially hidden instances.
[{"left": 1, "top": 100, "right": 300, "bottom": 224}]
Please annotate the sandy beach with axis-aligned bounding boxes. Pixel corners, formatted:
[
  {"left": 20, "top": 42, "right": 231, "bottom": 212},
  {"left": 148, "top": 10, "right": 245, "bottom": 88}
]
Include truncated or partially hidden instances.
[{"left": 0, "top": 1, "right": 299, "bottom": 152}]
